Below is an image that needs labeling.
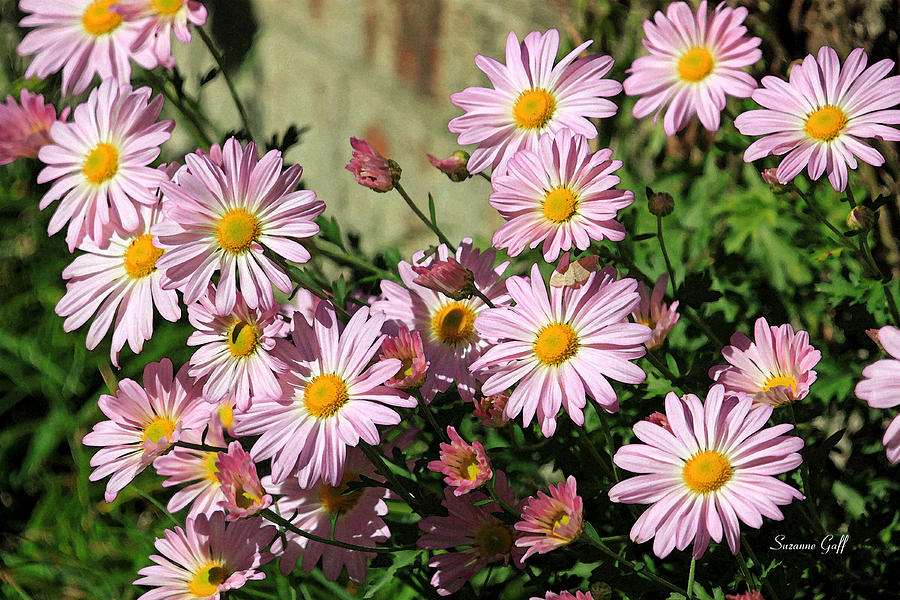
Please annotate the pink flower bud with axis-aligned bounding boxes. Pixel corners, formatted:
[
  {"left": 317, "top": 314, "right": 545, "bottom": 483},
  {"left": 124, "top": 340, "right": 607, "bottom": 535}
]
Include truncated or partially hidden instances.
[
  {"left": 644, "top": 411, "right": 673, "bottom": 433},
  {"left": 412, "top": 257, "right": 475, "bottom": 300},
  {"left": 346, "top": 137, "right": 400, "bottom": 192},
  {"left": 215, "top": 441, "right": 272, "bottom": 520},
  {"left": 761, "top": 168, "right": 786, "bottom": 193},
  {"left": 473, "top": 391, "right": 511, "bottom": 427},
  {"left": 427, "top": 150, "right": 470, "bottom": 182}
]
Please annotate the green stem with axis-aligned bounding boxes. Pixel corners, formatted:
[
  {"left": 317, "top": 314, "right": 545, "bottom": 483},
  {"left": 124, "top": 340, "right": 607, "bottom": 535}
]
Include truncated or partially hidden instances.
[
  {"left": 140, "top": 71, "right": 213, "bottom": 147},
  {"left": 98, "top": 361, "right": 118, "bottom": 395},
  {"left": 487, "top": 477, "right": 519, "bottom": 517},
  {"left": 174, "top": 440, "right": 227, "bottom": 453},
  {"left": 687, "top": 557, "right": 696, "bottom": 600},
  {"left": 656, "top": 215, "right": 676, "bottom": 292},
  {"left": 415, "top": 392, "right": 448, "bottom": 443},
  {"left": 597, "top": 409, "right": 620, "bottom": 482},
  {"left": 735, "top": 550, "right": 757, "bottom": 591},
  {"left": 196, "top": 26, "right": 255, "bottom": 141},
  {"left": 478, "top": 171, "right": 492, "bottom": 183},
  {"left": 260, "top": 509, "right": 418, "bottom": 553},
  {"left": 682, "top": 305, "right": 725, "bottom": 349},
  {"left": 311, "top": 240, "right": 398, "bottom": 281},
  {"left": 394, "top": 182, "right": 455, "bottom": 249},
  {"left": 644, "top": 350, "right": 680, "bottom": 385},
  {"left": 791, "top": 183, "right": 846, "bottom": 247},
  {"left": 358, "top": 441, "right": 425, "bottom": 517},
  {"left": 787, "top": 404, "right": 826, "bottom": 536},
  {"left": 742, "top": 536, "right": 781, "bottom": 600},
  {"left": 268, "top": 252, "right": 352, "bottom": 320},
  {"left": 580, "top": 430, "right": 614, "bottom": 479},
  {"left": 471, "top": 288, "right": 495, "bottom": 308},
  {"left": 584, "top": 534, "right": 687, "bottom": 595}
]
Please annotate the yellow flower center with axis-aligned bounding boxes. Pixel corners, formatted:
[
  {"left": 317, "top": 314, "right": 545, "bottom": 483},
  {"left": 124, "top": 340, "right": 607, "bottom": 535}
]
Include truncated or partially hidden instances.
[
  {"left": 226, "top": 320, "right": 260, "bottom": 358},
  {"left": 761, "top": 374, "right": 798, "bottom": 395},
  {"left": 215, "top": 208, "right": 261, "bottom": 254},
  {"left": 677, "top": 47, "right": 715, "bottom": 82},
  {"left": 82, "top": 0, "right": 123, "bottom": 36},
  {"left": 218, "top": 403, "right": 234, "bottom": 429},
  {"left": 319, "top": 472, "right": 363, "bottom": 514},
  {"left": 457, "top": 454, "right": 483, "bottom": 481},
  {"left": 122, "top": 234, "right": 164, "bottom": 279},
  {"left": 542, "top": 186, "right": 579, "bottom": 223},
  {"left": 303, "top": 374, "right": 349, "bottom": 419},
  {"left": 474, "top": 522, "right": 514, "bottom": 557},
  {"left": 430, "top": 301, "right": 477, "bottom": 347},
  {"left": 682, "top": 449, "right": 733, "bottom": 494},
  {"left": 187, "top": 562, "right": 228, "bottom": 598},
  {"left": 512, "top": 88, "right": 556, "bottom": 129},
  {"left": 203, "top": 452, "right": 220, "bottom": 483},
  {"left": 804, "top": 105, "right": 847, "bottom": 142},
  {"left": 141, "top": 415, "right": 176, "bottom": 444},
  {"left": 533, "top": 322, "right": 579, "bottom": 366},
  {"left": 151, "top": 0, "right": 183, "bottom": 15},
  {"left": 82, "top": 142, "right": 119, "bottom": 184}
]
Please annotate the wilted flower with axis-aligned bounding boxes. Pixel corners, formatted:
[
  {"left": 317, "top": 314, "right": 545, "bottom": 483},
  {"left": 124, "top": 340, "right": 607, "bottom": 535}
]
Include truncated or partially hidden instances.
[{"left": 346, "top": 137, "right": 399, "bottom": 192}]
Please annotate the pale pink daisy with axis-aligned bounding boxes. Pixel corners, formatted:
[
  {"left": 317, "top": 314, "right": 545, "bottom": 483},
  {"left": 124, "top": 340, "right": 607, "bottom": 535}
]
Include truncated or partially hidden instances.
[
  {"left": 735, "top": 46, "right": 900, "bottom": 191},
  {"left": 417, "top": 472, "right": 523, "bottom": 596},
  {"left": 449, "top": 29, "right": 620, "bottom": 174},
  {"left": 533, "top": 591, "right": 593, "bottom": 600},
  {"left": 187, "top": 285, "right": 290, "bottom": 411},
  {"left": 624, "top": 1, "right": 761, "bottom": 135},
  {"left": 427, "top": 426, "right": 492, "bottom": 495},
  {"left": 153, "top": 427, "right": 228, "bottom": 519},
  {"left": 379, "top": 328, "right": 429, "bottom": 390},
  {"left": 608, "top": 385, "right": 805, "bottom": 558},
  {"left": 37, "top": 81, "right": 173, "bottom": 251},
  {"left": 134, "top": 512, "right": 276, "bottom": 600},
  {"left": 855, "top": 325, "right": 900, "bottom": 463},
  {"left": 82, "top": 359, "right": 210, "bottom": 503},
  {"left": 632, "top": 274, "right": 680, "bottom": 350},
  {"left": 372, "top": 238, "right": 510, "bottom": 403},
  {"left": 515, "top": 475, "right": 583, "bottom": 560},
  {"left": 0, "top": 89, "right": 69, "bottom": 164},
  {"left": 18, "top": 0, "right": 156, "bottom": 96},
  {"left": 709, "top": 317, "right": 821, "bottom": 407},
  {"left": 470, "top": 264, "right": 650, "bottom": 437},
  {"left": 235, "top": 302, "right": 416, "bottom": 487},
  {"left": 55, "top": 201, "right": 179, "bottom": 367},
  {"left": 473, "top": 391, "right": 511, "bottom": 428},
  {"left": 154, "top": 137, "right": 325, "bottom": 314},
  {"left": 489, "top": 128, "right": 633, "bottom": 261},
  {"left": 115, "top": 0, "right": 207, "bottom": 69},
  {"left": 215, "top": 441, "right": 272, "bottom": 520},
  {"left": 266, "top": 448, "right": 390, "bottom": 583}
]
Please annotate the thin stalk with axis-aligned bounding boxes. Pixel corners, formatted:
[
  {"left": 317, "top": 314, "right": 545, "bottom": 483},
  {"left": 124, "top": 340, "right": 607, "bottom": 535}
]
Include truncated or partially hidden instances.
[
  {"left": 857, "top": 231, "right": 900, "bottom": 325},
  {"left": 311, "top": 240, "right": 398, "bottom": 281},
  {"left": 580, "top": 430, "right": 614, "bottom": 479},
  {"left": 735, "top": 550, "right": 757, "bottom": 591},
  {"left": 416, "top": 392, "right": 448, "bottom": 443},
  {"left": 268, "top": 252, "right": 352, "bottom": 320},
  {"left": 139, "top": 72, "right": 213, "bottom": 147},
  {"left": 584, "top": 534, "right": 687, "bottom": 595},
  {"left": 261, "top": 508, "right": 418, "bottom": 553},
  {"left": 644, "top": 350, "right": 679, "bottom": 385},
  {"left": 196, "top": 26, "right": 255, "bottom": 141},
  {"left": 787, "top": 404, "right": 826, "bottom": 536},
  {"left": 487, "top": 477, "right": 519, "bottom": 516},
  {"left": 743, "top": 536, "right": 781, "bottom": 600},
  {"left": 682, "top": 305, "right": 725, "bottom": 349},
  {"left": 478, "top": 172, "right": 492, "bottom": 183},
  {"left": 597, "top": 409, "right": 620, "bottom": 482},
  {"left": 656, "top": 215, "right": 676, "bottom": 292},
  {"left": 791, "top": 184, "right": 846, "bottom": 246},
  {"left": 358, "top": 441, "right": 425, "bottom": 517},
  {"left": 394, "top": 182, "right": 455, "bottom": 249},
  {"left": 132, "top": 486, "right": 179, "bottom": 526},
  {"left": 687, "top": 557, "right": 696, "bottom": 600},
  {"left": 471, "top": 288, "right": 495, "bottom": 308},
  {"left": 98, "top": 361, "right": 118, "bottom": 395},
  {"left": 174, "top": 440, "right": 227, "bottom": 453}
]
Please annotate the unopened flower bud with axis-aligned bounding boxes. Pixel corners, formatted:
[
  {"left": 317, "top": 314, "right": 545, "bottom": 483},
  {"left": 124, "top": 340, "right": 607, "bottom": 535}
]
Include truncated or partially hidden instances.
[
  {"left": 590, "top": 582, "right": 614, "bottom": 599},
  {"left": 846, "top": 206, "right": 875, "bottom": 232},
  {"left": 412, "top": 258, "right": 476, "bottom": 300},
  {"left": 427, "top": 150, "right": 470, "bottom": 182},
  {"left": 644, "top": 411, "right": 673, "bottom": 432},
  {"left": 761, "top": 168, "right": 787, "bottom": 193},
  {"left": 648, "top": 191, "right": 674, "bottom": 217},
  {"left": 346, "top": 137, "right": 400, "bottom": 192}
]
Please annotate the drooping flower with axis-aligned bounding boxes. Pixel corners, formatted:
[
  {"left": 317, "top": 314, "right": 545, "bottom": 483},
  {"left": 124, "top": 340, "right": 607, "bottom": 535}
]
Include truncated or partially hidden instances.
[
  {"left": 55, "top": 201, "right": 179, "bottom": 366},
  {"left": 0, "top": 89, "right": 69, "bottom": 164},
  {"left": 115, "top": 0, "right": 207, "bottom": 69},
  {"left": 449, "top": 29, "right": 620, "bottom": 174},
  {"left": 134, "top": 512, "right": 276, "bottom": 600},
  {"left": 186, "top": 285, "right": 290, "bottom": 411},
  {"left": 379, "top": 328, "right": 429, "bottom": 390},
  {"left": 709, "top": 317, "right": 821, "bottom": 407},
  {"left": 346, "top": 137, "right": 399, "bottom": 192},
  {"left": 427, "top": 426, "right": 492, "bottom": 495},
  {"left": 18, "top": 0, "right": 156, "bottom": 96},
  {"left": 624, "top": 1, "right": 761, "bottom": 135},
  {"left": 37, "top": 82, "right": 173, "bottom": 251},
  {"left": 515, "top": 475, "right": 583, "bottom": 560},
  {"left": 855, "top": 325, "right": 900, "bottom": 463},
  {"left": 153, "top": 427, "right": 228, "bottom": 519},
  {"left": 473, "top": 391, "right": 511, "bottom": 428},
  {"left": 265, "top": 448, "right": 391, "bottom": 583},
  {"left": 412, "top": 257, "right": 476, "bottom": 301},
  {"left": 608, "top": 385, "right": 805, "bottom": 558},
  {"left": 235, "top": 302, "right": 416, "bottom": 487},
  {"left": 215, "top": 441, "right": 272, "bottom": 520},
  {"left": 532, "top": 591, "right": 593, "bottom": 600},
  {"left": 82, "top": 359, "right": 210, "bottom": 503},
  {"left": 470, "top": 264, "right": 650, "bottom": 437},
  {"left": 154, "top": 137, "right": 325, "bottom": 314},
  {"left": 372, "top": 238, "right": 509, "bottom": 403},
  {"left": 735, "top": 46, "right": 900, "bottom": 192},
  {"left": 631, "top": 274, "right": 680, "bottom": 350},
  {"left": 489, "top": 128, "right": 633, "bottom": 261},
  {"left": 427, "top": 150, "right": 470, "bottom": 181},
  {"left": 417, "top": 472, "right": 523, "bottom": 596}
]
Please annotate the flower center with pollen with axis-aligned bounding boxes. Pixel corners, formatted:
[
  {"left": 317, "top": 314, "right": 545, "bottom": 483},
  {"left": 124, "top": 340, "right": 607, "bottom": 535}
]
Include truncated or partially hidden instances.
[
  {"left": 474, "top": 522, "right": 514, "bottom": 557},
  {"left": 226, "top": 320, "right": 260, "bottom": 358},
  {"left": 320, "top": 472, "right": 363, "bottom": 514},
  {"left": 457, "top": 454, "right": 483, "bottom": 481},
  {"left": 804, "top": 105, "right": 847, "bottom": 142},
  {"left": 188, "top": 562, "right": 227, "bottom": 598},
  {"left": 151, "top": 0, "right": 183, "bottom": 15},
  {"left": 513, "top": 88, "right": 556, "bottom": 129},
  {"left": 82, "top": 142, "right": 119, "bottom": 184},
  {"left": 203, "top": 452, "right": 221, "bottom": 483},
  {"left": 542, "top": 186, "right": 579, "bottom": 223},
  {"left": 123, "top": 234, "right": 164, "bottom": 279},
  {"left": 431, "top": 301, "right": 477, "bottom": 346},
  {"left": 682, "top": 450, "right": 733, "bottom": 494},
  {"left": 678, "top": 47, "right": 714, "bottom": 82},
  {"left": 303, "top": 374, "right": 349, "bottom": 418},
  {"left": 82, "top": 0, "right": 123, "bottom": 35},
  {"left": 761, "top": 374, "right": 798, "bottom": 395},
  {"left": 216, "top": 208, "right": 261, "bottom": 254},
  {"left": 533, "top": 322, "right": 579, "bottom": 366},
  {"left": 142, "top": 415, "right": 176, "bottom": 444}
]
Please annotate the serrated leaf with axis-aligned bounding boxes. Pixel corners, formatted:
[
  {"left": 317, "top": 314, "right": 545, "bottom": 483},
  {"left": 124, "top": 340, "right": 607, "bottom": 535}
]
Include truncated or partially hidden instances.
[{"left": 316, "top": 216, "right": 346, "bottom": 251}]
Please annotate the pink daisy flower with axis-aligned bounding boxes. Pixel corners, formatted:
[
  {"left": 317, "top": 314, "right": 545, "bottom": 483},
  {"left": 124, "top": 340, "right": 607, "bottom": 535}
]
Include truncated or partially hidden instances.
[
  {"left": 372, "top": 238, "right": 510, "bottom": 403},
  {"left": 235, "top": 302, "right": 416, "bottom": 487},
  {"left": 735, "top": 46, "right": 900, "bottom": 192},
  {"left": 153, "top": 427, "right": 228, "bottom": 519},
  {"left": 473, "top": 391, "right": 511, "bottom": 428},
  {"left": 608, "top": 385, "right": 805, "bottom": 558},
  {"left": 427, "top": 426, "right": 492, "bottom": 495},
  {"left": 417, "top": 472, "right": 523, "bottom": 596},
  {"left": 265, "top": 448, "right": 391, "bottom": 583},
  {"left": 533, "top": 592, "right": 593, "bottom": 600},
  {"left": 855, "top": 325, "right": 900, "bottom": 463},
  {"left": 489, "top": 128, "right": 633, "bottom": 261},
  {"left": 154, "top": 137, "right": 325, "bottom": 314},
  {"left": 632, "top": 274, "right": 680, "bottom": 350},
  {"left": 134, "top": 512, "right": 276, "bottom": 600},
  {"left": 82, "top": 359, "right": 210, "bottom": 503},
  {"left": 709, "top": 317, "right": 821, "bottom": 407},
  {"left": 37, "top": 81, "right": 173, "bottom": 251},
  {"left": 379, "top": 328, "right": 429, "bottom": 390},
  {"left": 449, "top": 29, "right": 621, "bottom": 174},
  {"left": 0, "top": 89, "right": 69, "bottom": 164},
  {"left": 624, "top": 1, "right": 761, "bottom": 135},
  {"left": 55, "top": 201, "right": 179, "bottom": 367},
  {"left": 187, "top": 285, "right": 290, "bottom": 411},
  {"left": 470, "top": 264, "right": 650, "bottom": 437},
  {"left": 115, "top": 0, "right": 207, "bottom": 69},
  {"left": 515, "top": 475, "right": 583, "bottom": 560},
  {"left": 17, "top": 0, "right": 156, "bottom": 96},
  {"left": 215, "top": 441, "right": 272, "bottom": 520}
]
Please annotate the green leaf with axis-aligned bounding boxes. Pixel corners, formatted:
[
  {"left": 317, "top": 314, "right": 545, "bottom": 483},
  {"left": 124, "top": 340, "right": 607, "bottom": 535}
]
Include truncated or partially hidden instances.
[
  {"left": 428, "top": 193, "right": 438, "bottom": 227},
  {"left": 363, "top": 550, "right": 422, "bottom": 598},
  {"left": 316, "top": 216, "right": 346, "bottom": 251}
]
